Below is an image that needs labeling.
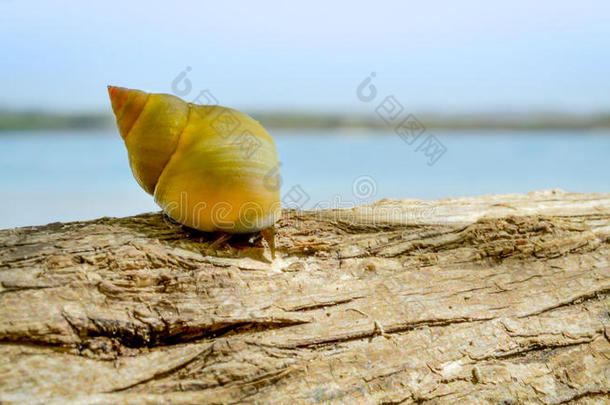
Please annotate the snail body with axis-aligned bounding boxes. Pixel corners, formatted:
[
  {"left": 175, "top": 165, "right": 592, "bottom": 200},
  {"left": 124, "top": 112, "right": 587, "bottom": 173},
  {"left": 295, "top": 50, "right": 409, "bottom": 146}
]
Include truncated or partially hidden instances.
[{"left": 108, "top": 86, "right": 281, "bottom": 234}]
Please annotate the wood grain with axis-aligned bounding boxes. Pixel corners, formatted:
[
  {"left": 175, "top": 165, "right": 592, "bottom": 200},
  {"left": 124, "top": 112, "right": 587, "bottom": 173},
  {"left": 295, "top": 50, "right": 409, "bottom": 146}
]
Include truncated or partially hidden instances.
[{"left": 1, "top": 189, "right": 609, "bottom": 404}]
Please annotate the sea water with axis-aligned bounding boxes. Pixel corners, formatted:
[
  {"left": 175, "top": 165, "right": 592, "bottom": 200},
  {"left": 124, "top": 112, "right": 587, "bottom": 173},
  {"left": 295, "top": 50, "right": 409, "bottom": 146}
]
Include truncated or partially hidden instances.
[{"left": 1, "top": 129, "right": 609, "bottom": 229}]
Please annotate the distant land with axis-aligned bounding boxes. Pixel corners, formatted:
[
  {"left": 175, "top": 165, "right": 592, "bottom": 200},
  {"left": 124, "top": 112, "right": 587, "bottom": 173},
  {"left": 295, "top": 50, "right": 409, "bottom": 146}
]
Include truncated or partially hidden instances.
[{"left": 1, "top": 109, "right": 610, "bottom": 132}]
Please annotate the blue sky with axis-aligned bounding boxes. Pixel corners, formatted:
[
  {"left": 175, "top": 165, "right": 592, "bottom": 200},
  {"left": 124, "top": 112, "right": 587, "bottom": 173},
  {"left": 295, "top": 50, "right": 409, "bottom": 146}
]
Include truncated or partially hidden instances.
[{"left": 2, "top": 0, "right": 609, "bottom": 113}]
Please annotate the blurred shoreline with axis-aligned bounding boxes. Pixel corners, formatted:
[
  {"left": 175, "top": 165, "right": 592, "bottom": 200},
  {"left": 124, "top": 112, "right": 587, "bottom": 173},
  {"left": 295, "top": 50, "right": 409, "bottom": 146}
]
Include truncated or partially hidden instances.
[{"left": 1, "top": 109, "right": 610, "bottom": 132}]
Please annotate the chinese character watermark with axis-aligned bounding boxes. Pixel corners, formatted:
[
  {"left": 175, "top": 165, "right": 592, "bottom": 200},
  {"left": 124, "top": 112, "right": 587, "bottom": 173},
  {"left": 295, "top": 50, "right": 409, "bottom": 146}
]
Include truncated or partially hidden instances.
[
  {"left": 170, "top": 66, "right": 262, "bottom": 159},
  {"left": 356, "top": 72, "right": 447, "bottom": 166}
]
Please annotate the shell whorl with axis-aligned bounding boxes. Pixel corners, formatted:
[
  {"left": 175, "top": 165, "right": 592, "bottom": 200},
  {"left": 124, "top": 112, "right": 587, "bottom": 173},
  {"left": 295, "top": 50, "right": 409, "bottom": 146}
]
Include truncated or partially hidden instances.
[
  {"left": 108, "top": 86, "right": 281, "bottom": 233},
  {"left": 108, "top": 86, "right": 189, "bottom": 195},
  {"left": 108, "top": 86, "right": 148, "bottom": 139}
]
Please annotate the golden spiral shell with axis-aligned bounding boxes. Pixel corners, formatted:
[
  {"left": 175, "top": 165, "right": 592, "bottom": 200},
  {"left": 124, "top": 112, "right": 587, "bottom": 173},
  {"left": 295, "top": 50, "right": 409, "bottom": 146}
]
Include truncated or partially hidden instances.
[{"left": 108, "top": 86, "right": 281, "bottom": 233}]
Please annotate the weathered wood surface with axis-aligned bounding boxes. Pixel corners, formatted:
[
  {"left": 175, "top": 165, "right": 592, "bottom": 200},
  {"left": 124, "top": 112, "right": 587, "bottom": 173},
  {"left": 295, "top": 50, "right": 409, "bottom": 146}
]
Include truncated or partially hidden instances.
[{"left": 0, "top": 190, "right": 609, "bottom": 404}]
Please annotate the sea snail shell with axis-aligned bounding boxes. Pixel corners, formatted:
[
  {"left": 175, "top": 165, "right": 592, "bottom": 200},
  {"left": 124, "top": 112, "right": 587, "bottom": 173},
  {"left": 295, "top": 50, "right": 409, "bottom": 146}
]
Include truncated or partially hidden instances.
[{"left": 108, "top": 86, "right": 281, "bottom": 234}]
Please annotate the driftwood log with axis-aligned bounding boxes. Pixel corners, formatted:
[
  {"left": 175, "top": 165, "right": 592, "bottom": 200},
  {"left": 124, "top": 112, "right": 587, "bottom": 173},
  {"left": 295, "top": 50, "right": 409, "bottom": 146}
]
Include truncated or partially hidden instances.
[{"left": 0, "top": 190, "right": 609, "bottom": 404}]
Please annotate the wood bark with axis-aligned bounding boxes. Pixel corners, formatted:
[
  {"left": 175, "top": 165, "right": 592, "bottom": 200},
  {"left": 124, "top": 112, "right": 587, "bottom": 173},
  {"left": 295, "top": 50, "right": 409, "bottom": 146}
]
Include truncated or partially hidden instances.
[{"left": 0, "top": 189, "right": 609, "bottom": 404}]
